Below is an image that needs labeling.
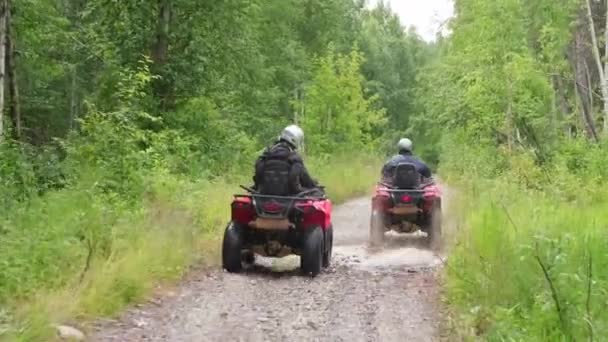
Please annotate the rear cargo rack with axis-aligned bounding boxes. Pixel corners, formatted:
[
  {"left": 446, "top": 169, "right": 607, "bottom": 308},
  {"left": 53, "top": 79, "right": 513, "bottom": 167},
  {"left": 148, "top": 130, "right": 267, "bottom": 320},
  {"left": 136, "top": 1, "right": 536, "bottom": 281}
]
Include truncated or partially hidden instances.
[
  {"left": 233, "top": 193, "right": 325, "bottom": 201},
  {"left": 377, "top": 181, "right": 434, "bottom": 193}
]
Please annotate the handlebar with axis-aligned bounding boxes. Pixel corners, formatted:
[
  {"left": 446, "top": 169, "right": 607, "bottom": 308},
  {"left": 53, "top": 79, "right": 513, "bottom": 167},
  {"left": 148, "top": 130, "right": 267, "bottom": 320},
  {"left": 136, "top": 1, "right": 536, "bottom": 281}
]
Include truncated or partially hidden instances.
[
  {"left": 240, "top": 185, "right": 256, "bottom": 193},
  {"left": 297, "top": 188, "right": 326, "bottom": 197}
]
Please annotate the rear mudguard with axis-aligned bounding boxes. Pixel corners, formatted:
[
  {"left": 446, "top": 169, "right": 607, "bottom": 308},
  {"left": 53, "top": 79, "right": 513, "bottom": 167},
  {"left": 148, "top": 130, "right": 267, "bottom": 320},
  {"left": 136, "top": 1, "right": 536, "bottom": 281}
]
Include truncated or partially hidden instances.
[{"left": 300, "top": 199, "right": 332, "bottom": 230}]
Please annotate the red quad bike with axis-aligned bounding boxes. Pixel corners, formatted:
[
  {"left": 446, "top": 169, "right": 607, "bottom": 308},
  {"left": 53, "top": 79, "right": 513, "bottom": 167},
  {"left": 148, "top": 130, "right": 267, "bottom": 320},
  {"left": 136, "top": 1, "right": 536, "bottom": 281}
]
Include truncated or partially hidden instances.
[
  {"left": 370, "top": 162, "right": 442, "bottom": 248},
  {"left": 222, "top": 186, "right": 333, "bottom": 277}
]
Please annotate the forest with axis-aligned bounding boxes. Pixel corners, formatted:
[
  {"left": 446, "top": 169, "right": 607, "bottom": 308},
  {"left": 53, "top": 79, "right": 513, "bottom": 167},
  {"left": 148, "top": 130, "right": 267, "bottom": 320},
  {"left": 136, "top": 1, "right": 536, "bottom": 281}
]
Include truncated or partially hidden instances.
[
  {"left": 0, "top": 0, "right": 607, "bottom": 340},
  {"left": 428, "top": 0, "right": 608, "bottom": 340}
]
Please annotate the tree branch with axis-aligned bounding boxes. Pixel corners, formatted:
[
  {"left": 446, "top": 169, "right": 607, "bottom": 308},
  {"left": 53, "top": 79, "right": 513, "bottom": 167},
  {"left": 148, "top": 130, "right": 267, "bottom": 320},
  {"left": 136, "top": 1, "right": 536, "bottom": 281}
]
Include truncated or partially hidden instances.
[{"left": 534, "top": 242, "right": 571, "bottom": 340}]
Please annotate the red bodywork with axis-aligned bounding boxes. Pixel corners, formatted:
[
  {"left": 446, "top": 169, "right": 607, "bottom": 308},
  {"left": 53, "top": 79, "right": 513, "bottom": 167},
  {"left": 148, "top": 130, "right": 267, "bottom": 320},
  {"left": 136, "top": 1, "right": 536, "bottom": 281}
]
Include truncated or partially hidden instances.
[
  {"left": 231, "top": 196, "right": 332, "bottom": 230},
  {"left": 372, "top": 182, "right": 442, "bottom": 214}
]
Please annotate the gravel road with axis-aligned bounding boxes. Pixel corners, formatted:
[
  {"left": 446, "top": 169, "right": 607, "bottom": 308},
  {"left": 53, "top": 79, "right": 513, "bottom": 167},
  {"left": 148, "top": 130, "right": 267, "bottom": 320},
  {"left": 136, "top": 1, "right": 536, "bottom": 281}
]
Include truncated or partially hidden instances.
[{"left": 91, "top": 197, "right": 444, "bottom": 342}]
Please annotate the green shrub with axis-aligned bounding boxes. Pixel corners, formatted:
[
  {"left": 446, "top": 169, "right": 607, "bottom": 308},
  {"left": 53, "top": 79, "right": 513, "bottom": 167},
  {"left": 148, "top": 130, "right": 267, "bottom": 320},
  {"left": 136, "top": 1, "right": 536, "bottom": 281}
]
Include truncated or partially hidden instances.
[{"left": 442, "top": 136, "right": 608, "bottom": 341}]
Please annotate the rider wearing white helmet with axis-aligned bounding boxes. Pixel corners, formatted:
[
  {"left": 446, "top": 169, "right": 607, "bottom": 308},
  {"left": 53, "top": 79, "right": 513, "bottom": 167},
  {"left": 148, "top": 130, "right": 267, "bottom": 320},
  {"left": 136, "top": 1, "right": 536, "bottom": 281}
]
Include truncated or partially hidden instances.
[
  {"left": 382, "top": 138, "right": 431, "bottom": 181},
  {"left": 253, "top": 125, "right": 318, "bottom": 195}
]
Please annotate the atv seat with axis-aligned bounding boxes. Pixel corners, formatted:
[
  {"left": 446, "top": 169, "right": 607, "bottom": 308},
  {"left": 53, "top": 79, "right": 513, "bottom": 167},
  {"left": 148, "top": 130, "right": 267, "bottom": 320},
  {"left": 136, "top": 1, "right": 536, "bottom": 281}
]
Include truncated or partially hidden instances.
[{"left": 392, "top": 162, "right": 421, "bottom": 189}]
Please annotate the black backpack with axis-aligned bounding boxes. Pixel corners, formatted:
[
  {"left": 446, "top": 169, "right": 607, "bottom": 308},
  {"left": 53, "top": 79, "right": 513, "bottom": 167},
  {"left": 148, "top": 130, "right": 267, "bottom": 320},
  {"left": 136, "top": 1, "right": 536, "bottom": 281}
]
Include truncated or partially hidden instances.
[
  {"left": 392, "top": 162, "right": 421, "bottom": 189},
  {"left": 260, "top": 159, "right": 292, "bottom": 196},
  {"left": 256, "top": 143, "right": 299, "bottom": 196}
]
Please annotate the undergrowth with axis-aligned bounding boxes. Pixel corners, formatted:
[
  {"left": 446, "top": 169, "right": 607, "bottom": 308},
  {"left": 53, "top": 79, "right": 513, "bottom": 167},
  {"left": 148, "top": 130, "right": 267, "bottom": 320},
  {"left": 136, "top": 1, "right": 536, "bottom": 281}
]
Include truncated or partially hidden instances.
[{"left": 441, "top": 135, "right": 608, "bottom": 341}]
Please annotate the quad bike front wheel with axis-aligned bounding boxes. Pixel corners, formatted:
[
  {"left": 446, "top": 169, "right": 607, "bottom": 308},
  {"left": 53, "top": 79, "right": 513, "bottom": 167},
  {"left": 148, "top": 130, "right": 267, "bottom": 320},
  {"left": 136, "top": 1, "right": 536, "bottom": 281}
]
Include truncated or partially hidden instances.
[
  {"left": 222, "top": 221, "right": 245, "bottom": 273},
  {"left": 369, "top": 210, "right": 385, "bottom": 247},
  {"left": 322, "top": 225, "right": 333, "bottom": 268},
  {"left": 427, "top": 205, "right": 442, "bottom": 251},
  {"left": 301, "top": 226, "right": 324, "bottom": 277}
]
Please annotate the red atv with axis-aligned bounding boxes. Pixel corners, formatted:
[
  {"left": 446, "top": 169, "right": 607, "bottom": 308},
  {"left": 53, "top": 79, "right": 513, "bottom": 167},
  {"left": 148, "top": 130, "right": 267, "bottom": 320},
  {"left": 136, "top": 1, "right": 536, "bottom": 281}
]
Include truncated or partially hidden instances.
[
  {"left": 222, "top": 186, "right": 333, "bottom": 277},
  {"left": 370, "top": 163, "right": 442, "bottom": 248}
]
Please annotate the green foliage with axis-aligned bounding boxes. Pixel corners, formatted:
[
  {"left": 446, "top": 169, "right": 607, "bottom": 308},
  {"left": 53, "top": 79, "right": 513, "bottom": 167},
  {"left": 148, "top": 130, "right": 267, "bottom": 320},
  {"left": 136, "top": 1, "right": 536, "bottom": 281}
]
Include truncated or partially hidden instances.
[
  {"left": 0, "top": 142, "right": 65, "bottom": 210},
  {"left": 440, "top": 132, "right": 608, "bottom": 341},
  {"left": 300, "top": 49, "right": 387, "bottom": 155},
  {"left": 413, "top": 0, "right": 583, "bottom": 160},
  {"left": 358, "top": 3, "right": 430, "bottom": 129},
  {"left": 413, "top": 1, "right": 608, "bottom": 338},
  {"left": 0, "top": 143, "right": 36, "bottom": 207}
]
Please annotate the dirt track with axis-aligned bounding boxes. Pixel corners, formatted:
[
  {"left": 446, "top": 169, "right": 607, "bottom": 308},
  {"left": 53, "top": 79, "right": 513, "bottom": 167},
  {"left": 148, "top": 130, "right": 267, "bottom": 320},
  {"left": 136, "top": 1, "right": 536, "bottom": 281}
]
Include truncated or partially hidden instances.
[{"left": 92, "top": 197, "right": 444, "bottom": 342}]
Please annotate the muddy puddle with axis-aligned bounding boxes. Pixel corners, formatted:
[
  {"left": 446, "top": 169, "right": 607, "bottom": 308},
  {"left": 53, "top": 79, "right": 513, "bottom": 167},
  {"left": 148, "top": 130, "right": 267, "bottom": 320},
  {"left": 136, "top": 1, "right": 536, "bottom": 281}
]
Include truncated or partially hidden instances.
[{"left": 252, "top": 231, "right": 444, "bottom": 274}]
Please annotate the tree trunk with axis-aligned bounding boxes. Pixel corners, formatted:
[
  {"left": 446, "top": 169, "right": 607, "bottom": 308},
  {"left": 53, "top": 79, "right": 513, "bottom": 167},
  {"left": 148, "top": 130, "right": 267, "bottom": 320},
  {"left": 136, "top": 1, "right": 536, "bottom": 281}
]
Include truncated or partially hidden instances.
[
  {"left": 585, "top": 0, "right": 608, "bottom": 135},
  {"left": 552, "top": 75, "right": 573, "bottom": 136},
  {"left": 0, "top": 0, "right": 7, "bottom": 142},
  {"left": 585, "top": 60, "right": 594, "bottom": 110},
  {"left": 506, "top": 78, "right": 514, "bottom": 151},
  {"left": 575, "top": 23, "right": 599, "bottom": 142},
  {"left": 554, "top": 76, "right": 572, "bottom": 117},
  {"left": 151, "top": 0, "right": 171, "bottom": 107},
  {"left": 69, "top": 65, "right": 78, "bottom": 130},
  {"left": 293, "top": 87, "right": 299, "bottom": 124},
  {"left": 6, "top": 0, "right": 20, "bottom": 140},
  {"left": 603, "top": 0, "right": 608, "bottom": 134},
  {"left": 151, "top": 0, "right": 170, "bottom": 66}
]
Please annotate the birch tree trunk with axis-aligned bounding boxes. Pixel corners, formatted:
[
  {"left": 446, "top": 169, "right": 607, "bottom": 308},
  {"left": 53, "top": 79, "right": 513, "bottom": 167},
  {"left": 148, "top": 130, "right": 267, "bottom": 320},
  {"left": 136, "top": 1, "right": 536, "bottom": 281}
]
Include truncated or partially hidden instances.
[
  {"left": 585, "top": 0, "right": 608, "bottom": 135},
  {"left": 575, "top": 22, "right": 599, "bottom": 142},
  {"left": 69, "top": 65, "right": 78, "bottom": 130},
  {"left": 6, "top": 0, "right": 20, "bottom": 140},
  {"left": 604, "top": 0, "right": 608, "bottom": 133}
]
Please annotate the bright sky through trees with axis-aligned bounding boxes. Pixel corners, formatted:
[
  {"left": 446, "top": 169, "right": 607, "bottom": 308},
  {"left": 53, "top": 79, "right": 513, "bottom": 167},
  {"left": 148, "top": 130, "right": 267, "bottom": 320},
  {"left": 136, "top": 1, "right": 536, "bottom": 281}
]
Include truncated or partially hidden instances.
[{"left": 371, "top": 0, "right": 454, "bottom": 41}]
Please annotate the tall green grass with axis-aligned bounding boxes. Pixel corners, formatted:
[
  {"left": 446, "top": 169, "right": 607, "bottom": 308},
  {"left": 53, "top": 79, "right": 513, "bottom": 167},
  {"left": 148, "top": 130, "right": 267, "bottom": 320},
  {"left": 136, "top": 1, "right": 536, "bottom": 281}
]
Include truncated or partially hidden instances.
[
  {"left": 441, "top": 138, "right": 608, "bottom": 341},
  {"left": 0, "top": 153, "right": 380, "bottom": 341}
]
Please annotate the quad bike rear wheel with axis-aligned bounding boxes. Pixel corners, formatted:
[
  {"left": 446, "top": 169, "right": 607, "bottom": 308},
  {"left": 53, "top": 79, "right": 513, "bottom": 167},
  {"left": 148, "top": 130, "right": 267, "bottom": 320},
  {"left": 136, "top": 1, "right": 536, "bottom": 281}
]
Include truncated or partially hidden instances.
[
  {"left": 301, "top": 226, "right": 324, "bottom": 277},
  {"left": 369, "top": 210, "right": 385, "bottom": 247},
  {"left": 322, "top": 225, "right": 333, "bottom": 268},
  {"left": 222, "top": 221, "right": 244, "bottom": 273},
  {"left": 427, "top": 204, "right": 442, "bottom": 251}
]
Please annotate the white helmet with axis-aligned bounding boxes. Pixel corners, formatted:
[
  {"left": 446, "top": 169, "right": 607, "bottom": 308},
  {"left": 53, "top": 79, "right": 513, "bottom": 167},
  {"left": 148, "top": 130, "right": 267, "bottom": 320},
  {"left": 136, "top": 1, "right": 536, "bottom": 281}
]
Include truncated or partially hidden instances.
[
  {"left": 398, "top": 138, "right": 413, "bottom": 152},
  {"left": 279, "top": 124, "right": 304, "bottom": 149}
]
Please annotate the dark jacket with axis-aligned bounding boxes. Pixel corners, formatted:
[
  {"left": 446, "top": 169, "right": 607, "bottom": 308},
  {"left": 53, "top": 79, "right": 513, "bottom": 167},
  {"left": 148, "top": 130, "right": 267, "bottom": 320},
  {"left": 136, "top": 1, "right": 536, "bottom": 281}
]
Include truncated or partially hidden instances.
[
  {"left": 253, "top": 141, "right": 317, "bottom": 195},
  {"left": 381, "top": 151, "right": 432, "bottom": 180}
]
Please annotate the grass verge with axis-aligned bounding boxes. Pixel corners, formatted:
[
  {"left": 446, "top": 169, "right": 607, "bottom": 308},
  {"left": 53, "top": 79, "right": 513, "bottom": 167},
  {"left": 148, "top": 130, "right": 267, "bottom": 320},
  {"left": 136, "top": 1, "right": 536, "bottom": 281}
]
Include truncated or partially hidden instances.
[{"left": 443, "top": 177, "right": 608, "bottom": 341}]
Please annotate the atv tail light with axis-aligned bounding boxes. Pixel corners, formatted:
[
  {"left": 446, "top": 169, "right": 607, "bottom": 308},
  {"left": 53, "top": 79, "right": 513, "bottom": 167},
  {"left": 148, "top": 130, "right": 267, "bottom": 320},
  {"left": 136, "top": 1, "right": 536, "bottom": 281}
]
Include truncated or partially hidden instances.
[
  {"left": 231, "top": 199, "right": 254, "bottom": 224},
  {"left": 401, "top": 195, "right": 413, "bottom": 203},
  {"left": 262, "top": 201, "right": 284, "bottom": 213}
]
